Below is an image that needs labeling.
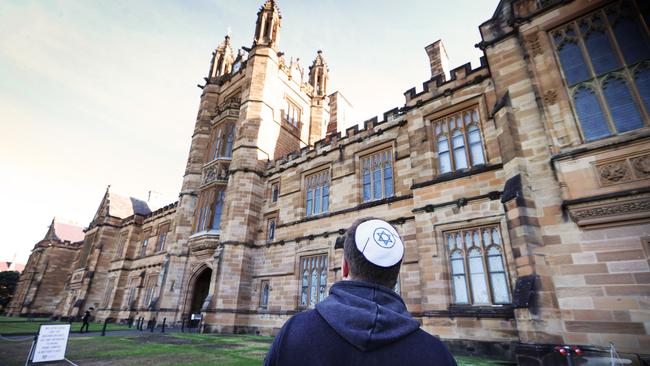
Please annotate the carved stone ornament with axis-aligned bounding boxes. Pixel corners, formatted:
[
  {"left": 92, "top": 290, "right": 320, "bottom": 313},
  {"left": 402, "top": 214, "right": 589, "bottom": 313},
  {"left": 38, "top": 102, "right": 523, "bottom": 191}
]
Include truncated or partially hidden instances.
[
  {"left": 631, "top": 155, "right": 650, "bottom": 178},
  {"left": 568, "top": 195, "right": 650, "bottom": 227},
  {"left": 190, "top": 241, "right": 219, "bottom": 252},
  {"left": 526, "top": 33, "right": 543, "bottom": 57},
  {"left": 598, "top": 161, "right": 631, "bottom": 185},
  {"left": 202, "top": 163, "right": 229, "bottom": 185},
  {"left": 543, "top": 90, "right": 558, "bottom": 105}
]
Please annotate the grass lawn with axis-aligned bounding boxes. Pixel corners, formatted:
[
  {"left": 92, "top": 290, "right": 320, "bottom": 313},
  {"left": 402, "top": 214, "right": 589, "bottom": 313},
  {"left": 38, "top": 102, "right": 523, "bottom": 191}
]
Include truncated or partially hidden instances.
[
  {"left": 0, "top": 316, "right": 132, "bottom": 335},
  {"left": 0, "top": 332, "right": 512, "bottom": 366}
]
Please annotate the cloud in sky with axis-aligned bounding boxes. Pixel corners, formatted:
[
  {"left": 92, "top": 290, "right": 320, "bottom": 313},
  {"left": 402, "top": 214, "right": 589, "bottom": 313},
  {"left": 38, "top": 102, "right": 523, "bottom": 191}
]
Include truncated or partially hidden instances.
[{"left": 0, "top": 0, "right": 498, "bottom": 263}]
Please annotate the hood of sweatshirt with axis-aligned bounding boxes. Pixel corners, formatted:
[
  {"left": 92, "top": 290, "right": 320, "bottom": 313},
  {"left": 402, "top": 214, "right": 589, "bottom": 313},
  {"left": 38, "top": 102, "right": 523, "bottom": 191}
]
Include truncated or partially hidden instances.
[{"left": 315, "top": 280, "right": 420, "bottom": 352}]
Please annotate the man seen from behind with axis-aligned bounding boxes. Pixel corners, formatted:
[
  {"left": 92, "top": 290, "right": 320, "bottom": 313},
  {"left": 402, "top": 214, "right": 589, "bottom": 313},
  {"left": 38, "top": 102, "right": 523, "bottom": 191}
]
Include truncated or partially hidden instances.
[{"left": 264, "top": 217, "right": 457, "bottom": 366}]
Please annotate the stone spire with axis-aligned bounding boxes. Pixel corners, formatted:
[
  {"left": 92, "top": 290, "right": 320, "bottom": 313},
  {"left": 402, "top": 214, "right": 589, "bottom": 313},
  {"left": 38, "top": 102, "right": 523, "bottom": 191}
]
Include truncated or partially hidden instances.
[
  {"left": 253, "top": 0, "right": 281, "bottom": 50},
  {"left": 308, "top": 50, "right": 328, "bottom": 97},
  {"left": 208, "top": 35, "right": 235, "bottom": 79}
]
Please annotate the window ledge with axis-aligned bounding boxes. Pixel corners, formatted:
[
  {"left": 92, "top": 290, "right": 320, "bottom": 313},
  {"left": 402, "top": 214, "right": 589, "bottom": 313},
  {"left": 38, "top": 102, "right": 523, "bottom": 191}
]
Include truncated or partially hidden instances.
[
  {"left": 411, "top": 163, "right": 503, "bottom": 190},
  {"left": 551, "top": 128, "right": 650, "bottom": 162},
  {"left": 189, "top": 230, "right": 221, "bottom": 240},
  {"left": 416, "top": 304, "right": 514, "bottom": 319},
  {"left": 448, "top": 304, "right": 514, "bottom": 318}
]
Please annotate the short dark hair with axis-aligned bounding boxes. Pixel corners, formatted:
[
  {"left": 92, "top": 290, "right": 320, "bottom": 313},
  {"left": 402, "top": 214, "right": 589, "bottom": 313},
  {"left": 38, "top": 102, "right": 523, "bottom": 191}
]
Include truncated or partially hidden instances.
[{"left": 343, "top": 217, "right": 401, "bottom": 289}]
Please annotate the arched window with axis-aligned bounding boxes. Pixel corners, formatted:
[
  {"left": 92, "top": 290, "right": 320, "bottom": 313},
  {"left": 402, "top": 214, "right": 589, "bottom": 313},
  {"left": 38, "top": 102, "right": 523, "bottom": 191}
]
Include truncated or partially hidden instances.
[
  {"left": 211, "top": 190, "right": 226, "bottom": 230},
  {"left": 300, "top": 269, "right": 308, "bottom": 306},
  {"left": 602, "top": 76, "right": 644, "bottom": 133},
  {"left": 468, "top": 248, "right": 489, "bottom": 304},
  {"left": 451, "top": 130, "right": 468, "bottom": 170},
  {"left": 299, "top": 254, "right": 328, "bottom": 308},
  {"left": 319, "top": 258, "right": 328, "bottom": 301},
  {"left": 446, "top": 226, "right": 511, "bottom": 306},
  {"left": 450, "top": 250, "right": 468, "bottom": 304},
  {"left": 210, "top": 128, "right": 222, "bottom": 161},
  {"left": 551, "top": 1, "right": 650, "bottom": 142},
  {"left": 362, "top": 157, "right": 372, "bottom": 202},
  {"left": 310, "top": 262, "right": 318, "bottom": 306},
  {"left": 434, "top": 107, "right": 486, "bottom": 174},
  {"left": 438, "top": 135, "right": 451, "bottom": 174},
  {"left": 260, "top": 281, "right": 270, "bottom": 309},
  {"left": 223, "top": 124, "right": 235, "bottom": 158},
  {"left": 636, "top": 63, "right": 650, "bottom": 113},
  {"left": 266, "top": 217, "right": 276, "bottom": 241},
  {"left": 305, "top": 170, "right": 330, "bottom": 217},
  {"left": 467, "top": 124, "right": 485, "bottom": 166},
  {"left": 573, "top": 86, "right": 611, "bottom": 141},
  {"left": 361, "top": 149, "right": 394, "bottom": 203}
]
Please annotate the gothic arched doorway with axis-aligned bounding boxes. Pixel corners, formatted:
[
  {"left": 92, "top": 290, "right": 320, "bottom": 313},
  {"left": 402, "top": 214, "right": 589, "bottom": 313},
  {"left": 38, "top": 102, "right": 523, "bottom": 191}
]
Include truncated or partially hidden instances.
[{"left": 190, "top": 267, "right": 212, "bottom": 315}]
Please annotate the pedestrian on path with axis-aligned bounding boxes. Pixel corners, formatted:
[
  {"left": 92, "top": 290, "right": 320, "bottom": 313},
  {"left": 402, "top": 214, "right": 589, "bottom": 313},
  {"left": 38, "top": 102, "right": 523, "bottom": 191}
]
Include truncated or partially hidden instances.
[{"left": 80, "top": 309, "right": 92, "bottom": 333}]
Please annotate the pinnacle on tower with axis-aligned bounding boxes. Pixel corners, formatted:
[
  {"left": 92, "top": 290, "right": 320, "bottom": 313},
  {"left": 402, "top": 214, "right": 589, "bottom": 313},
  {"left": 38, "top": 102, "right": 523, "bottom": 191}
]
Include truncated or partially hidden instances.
[
  {"left": 209, "top": 35, "right": 235, "bottom": 79},
  {"left": 309, "top": 50, "right": 329, "bottom": 97},
  {"left": 253, "top": 0, "right": 281, "bottom": 49}
]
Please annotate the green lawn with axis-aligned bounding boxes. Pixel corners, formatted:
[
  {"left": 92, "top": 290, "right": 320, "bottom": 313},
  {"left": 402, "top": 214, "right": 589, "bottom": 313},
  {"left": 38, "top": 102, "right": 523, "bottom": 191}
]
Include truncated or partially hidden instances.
[
  {"left": 0, "top": 316, "right": 132, "bottom": 334},
  {"left": 0, "top": 332, "right": 512, "bottom": 366}
]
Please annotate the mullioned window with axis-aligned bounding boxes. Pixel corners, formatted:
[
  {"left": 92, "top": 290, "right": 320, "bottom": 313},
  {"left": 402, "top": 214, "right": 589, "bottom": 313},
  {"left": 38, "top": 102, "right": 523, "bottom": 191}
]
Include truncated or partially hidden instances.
[{"left": 550, "top": 0, "right": 650, "bottom": 142}]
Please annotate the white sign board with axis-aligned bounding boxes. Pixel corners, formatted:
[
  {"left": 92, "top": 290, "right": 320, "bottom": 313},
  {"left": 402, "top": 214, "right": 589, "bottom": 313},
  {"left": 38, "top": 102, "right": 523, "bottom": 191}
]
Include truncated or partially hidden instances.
[
  {"left": 191, "top": 313, "right": 202, "bottom": 320},
  {"left": 32, "top": 324, "right": 70, "bottom": 363}
]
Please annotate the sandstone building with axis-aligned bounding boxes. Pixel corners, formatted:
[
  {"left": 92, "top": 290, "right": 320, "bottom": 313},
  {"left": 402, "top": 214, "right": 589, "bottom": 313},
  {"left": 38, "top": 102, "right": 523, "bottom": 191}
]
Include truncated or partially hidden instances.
[{"left": 8, "top": 0, "right": 650, "bottom": 363}]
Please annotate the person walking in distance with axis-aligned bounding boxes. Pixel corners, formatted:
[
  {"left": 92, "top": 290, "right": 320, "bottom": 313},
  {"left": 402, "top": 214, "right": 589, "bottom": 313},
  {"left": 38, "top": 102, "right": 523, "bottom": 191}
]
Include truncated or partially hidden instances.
[
  {"left": 80, "top": 309, "right": 91, "bottom": 333},
  {"left": 264, "top": 217, "right": 457, "bottom": 366}
]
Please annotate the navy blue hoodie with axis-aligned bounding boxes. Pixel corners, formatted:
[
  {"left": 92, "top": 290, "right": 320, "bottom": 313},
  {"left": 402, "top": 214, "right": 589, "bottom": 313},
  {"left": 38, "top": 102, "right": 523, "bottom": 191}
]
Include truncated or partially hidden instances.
[{"left": 264, "top": 280, "right": 457, "bottom": 366}]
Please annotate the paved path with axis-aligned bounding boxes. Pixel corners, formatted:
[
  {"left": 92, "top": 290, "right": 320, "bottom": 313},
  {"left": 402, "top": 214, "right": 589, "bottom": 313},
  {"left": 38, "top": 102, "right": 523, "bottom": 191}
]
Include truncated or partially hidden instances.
[{"left": 2, "top": 327, "right": 189, "bottom": 340}]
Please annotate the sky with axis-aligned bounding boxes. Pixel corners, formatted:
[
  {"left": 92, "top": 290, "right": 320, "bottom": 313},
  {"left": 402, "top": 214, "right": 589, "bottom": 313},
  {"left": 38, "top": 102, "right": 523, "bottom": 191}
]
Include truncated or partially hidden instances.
[{"left": 0, "top": 0, "right": 499, "bottom": 264}]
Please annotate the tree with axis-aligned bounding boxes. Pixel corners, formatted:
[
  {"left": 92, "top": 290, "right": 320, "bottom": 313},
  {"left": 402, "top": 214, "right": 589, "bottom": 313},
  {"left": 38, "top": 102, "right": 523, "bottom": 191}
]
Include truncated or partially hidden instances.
[{"left": 0, "top": 271, "right": 20, "bottom": 309}]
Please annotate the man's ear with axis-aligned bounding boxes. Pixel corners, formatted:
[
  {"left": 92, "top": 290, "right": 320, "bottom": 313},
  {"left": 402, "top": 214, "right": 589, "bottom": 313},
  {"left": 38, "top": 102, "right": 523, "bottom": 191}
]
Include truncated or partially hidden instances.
[{"left": 342, "top": 256, "right": 349, "bottom": 279}]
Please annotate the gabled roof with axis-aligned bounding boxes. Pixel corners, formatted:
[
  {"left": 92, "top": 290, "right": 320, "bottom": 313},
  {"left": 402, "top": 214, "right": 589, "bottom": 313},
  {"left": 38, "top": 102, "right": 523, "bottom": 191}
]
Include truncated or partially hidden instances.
[
  {"left": 43, "top": 218, "right": 85, "bottom": 243},
  {"left": 54, "top": 219, "right": 85, "bottom": 242},
  {"left": 91, "top": 186, "right": 152, "bottom": 225},
  {"left": 107, "top": 192, "right": 151, "bottom": 218},
  {"left": 0, "top": 261, "right": 25, "bottom": 272}
]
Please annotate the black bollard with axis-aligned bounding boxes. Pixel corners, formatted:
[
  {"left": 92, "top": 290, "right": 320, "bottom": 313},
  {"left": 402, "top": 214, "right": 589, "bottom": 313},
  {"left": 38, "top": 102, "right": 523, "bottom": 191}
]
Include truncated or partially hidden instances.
[
  {"left": 181, "top": 318, "right": 185, "bottom": 333},
  {"left": 101, "top": 318, "right": 109, "bottom": 336},
  {"left": 161, "top": 318, "right": 166, "bottom": 333}
]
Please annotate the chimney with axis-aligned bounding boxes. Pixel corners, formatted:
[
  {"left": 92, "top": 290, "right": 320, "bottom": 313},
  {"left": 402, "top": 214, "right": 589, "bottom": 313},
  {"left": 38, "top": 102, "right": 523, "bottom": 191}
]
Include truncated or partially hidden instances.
[{"left": 425, "top": 40, "right": 450, "bottom": 80}]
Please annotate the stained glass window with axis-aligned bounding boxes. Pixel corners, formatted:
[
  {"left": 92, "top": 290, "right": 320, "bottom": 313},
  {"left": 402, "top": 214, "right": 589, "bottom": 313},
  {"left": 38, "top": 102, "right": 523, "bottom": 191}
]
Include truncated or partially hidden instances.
[{"left": 551, "top": 0, "right": 650, "bottom": 142}]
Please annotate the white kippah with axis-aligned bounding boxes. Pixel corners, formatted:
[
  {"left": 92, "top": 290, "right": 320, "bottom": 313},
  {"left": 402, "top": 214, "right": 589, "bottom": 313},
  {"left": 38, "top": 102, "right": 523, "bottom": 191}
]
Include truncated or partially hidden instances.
[{"left": 354, "top": 219, "right": 404, "bottom": 267}]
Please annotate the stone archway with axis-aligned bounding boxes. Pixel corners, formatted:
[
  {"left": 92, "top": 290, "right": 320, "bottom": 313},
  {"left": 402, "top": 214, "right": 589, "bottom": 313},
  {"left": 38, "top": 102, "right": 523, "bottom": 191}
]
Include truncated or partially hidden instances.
[{"left": 189, "top": 267, "right": 212, "bottom": 315}]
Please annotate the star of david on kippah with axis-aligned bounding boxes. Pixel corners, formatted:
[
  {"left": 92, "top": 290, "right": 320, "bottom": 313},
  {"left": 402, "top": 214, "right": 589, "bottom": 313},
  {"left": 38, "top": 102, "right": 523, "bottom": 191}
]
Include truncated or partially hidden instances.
[
  {"left": 374, "top": 228, "right": 395, "bottom": 248},
  {"left": 355, "top": 219, "right": 404, "bottom": 267}
]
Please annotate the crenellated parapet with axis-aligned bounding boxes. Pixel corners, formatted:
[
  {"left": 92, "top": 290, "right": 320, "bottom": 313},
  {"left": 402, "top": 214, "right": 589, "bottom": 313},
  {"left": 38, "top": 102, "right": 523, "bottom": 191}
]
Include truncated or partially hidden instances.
[{"left": 403, "top": 57, "right": 490, "bottom": 108}]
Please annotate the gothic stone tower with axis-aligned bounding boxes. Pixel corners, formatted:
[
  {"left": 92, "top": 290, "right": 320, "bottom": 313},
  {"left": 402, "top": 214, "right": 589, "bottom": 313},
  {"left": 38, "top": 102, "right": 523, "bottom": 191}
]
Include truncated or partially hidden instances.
[{"left": 159, "top": 0, "right": 336, "bottom": 332}]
